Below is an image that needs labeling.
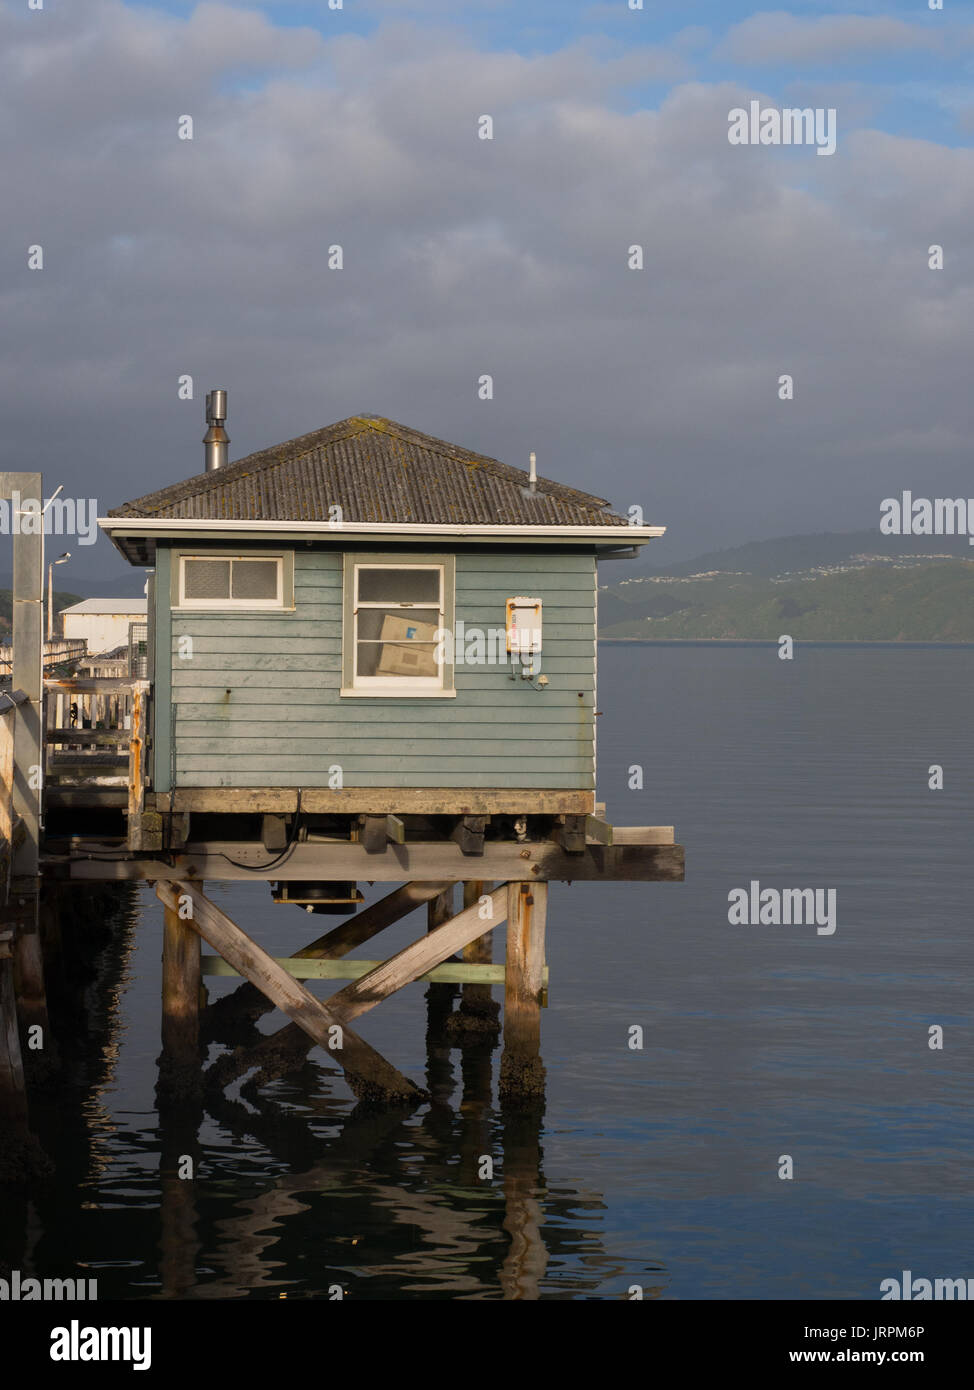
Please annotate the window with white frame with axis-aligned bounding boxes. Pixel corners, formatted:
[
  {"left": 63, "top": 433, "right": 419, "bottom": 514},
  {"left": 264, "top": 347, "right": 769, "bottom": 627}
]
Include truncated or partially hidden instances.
[
  {"left": 342, "top": 556, "right": 455, "bottom": 695},
  {"left": 173, "top": 553, "right": 292, "bottom": 610}
]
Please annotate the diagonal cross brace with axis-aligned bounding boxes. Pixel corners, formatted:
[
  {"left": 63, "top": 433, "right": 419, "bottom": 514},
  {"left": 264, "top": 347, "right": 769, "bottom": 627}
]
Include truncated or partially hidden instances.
[
  {"left": 205, "top": 883, "right": 509, "bottom": 1091},
  {"left": 156, "top": 880, "right": 422, "bottom": 1104}
]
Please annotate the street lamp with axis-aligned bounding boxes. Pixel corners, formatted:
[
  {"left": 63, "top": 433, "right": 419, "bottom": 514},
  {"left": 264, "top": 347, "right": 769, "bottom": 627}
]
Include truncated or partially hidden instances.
[{"left": 47, "top": 551, "right": 70, "bottom": 641}]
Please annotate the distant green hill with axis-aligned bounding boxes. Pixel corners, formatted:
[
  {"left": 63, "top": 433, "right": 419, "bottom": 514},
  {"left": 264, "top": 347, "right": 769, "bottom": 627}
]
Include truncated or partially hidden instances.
[
  {"left": 630, "top": 529, "right": 973, "bottom": 581},
  {"left": 600, "top": 562, "right": 974, "bottom": 642},
  {"left": 0, "top": 590, "right": 82, "bottom": 638}
]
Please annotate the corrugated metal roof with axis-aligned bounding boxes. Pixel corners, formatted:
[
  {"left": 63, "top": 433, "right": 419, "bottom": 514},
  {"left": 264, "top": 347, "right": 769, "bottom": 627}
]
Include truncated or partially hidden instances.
[
  {"left": 107, "top": 416, "right": 630, "bottom": 528},
  {"left": 61, "top": 599, "right": 148, "bottom": 615}
]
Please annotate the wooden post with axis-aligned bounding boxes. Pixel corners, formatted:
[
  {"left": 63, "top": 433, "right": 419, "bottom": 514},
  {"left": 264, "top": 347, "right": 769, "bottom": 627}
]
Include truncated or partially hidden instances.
[
  {"left": 158, "top": 897, "right": 202, "bottom": 1100},
  {"left": 128, "top": 681, "right": 161, "bottom": 851},
  {"left": 12, "top": 894, "right": 56, "bottom": 1077},
  {"left": 499, "top": 882, "right": 548, "bottom": 1102},
  {"left": 447, "top": 880, "right": 501, "bottom": 1038},
  {"left": 425, "top": 884, "right": 456, "bottom": 1034}
]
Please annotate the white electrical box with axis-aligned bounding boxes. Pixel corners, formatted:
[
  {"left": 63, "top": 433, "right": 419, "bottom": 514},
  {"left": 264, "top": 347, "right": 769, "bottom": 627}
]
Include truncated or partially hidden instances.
[{"left": 506, "top": 597, "right": 543, "bottom": 655}]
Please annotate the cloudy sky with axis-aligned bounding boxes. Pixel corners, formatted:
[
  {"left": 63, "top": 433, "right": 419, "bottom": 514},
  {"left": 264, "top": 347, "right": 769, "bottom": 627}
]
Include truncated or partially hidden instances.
[{"left": 2, "top": 0, "right": 971, "bottom": 584}]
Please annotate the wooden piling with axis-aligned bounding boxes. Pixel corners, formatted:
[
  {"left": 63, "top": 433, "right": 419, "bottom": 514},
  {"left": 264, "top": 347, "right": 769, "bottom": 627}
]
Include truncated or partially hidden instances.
[
  {"left": 446, "top": 880, "right": 501, "bottom": 1039},
  {"left": 158, "top": 898, "right": 202, "bottom": 1101},
  {"left": 425, "top": 884, "right": 457, "bottom": 1035},
  {"left": 499, "top": 882, "right": 548, "bottom": 1102},
  {"left": 12, "top": 895, "right": 56, "bottom": 1077}
]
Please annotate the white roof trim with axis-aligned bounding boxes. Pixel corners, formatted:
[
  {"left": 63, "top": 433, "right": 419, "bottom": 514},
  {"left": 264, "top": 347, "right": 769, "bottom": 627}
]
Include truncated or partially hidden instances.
[{"left": 99, "top": 518, "right": 665, "bottom": 541}]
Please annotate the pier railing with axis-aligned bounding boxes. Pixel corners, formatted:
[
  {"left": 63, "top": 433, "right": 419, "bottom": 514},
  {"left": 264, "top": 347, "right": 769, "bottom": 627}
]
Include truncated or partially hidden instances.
[
  {"left": 43, "top": 678, "right": 152, "bottom": 847},
  {"left": 0, "top": 638, "right": 87, "bottom": 677}
]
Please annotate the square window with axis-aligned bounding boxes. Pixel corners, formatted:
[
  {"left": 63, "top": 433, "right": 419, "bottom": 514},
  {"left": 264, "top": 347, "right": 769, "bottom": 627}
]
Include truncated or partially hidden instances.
[
  {"left": 342, "top": 556, "right": 455, "bottom": 696},
  {"left": 184, "top": 558, "right": 230, "bottom": 601},
  {"left": 174, "top": 553, "right": 292, "bottom": 610}
]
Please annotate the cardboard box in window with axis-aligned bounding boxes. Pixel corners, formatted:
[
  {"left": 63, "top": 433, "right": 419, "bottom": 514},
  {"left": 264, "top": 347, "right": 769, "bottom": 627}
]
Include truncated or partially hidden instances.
[{"left": 376, "top": 615, "right": 440, "bottom": 677}]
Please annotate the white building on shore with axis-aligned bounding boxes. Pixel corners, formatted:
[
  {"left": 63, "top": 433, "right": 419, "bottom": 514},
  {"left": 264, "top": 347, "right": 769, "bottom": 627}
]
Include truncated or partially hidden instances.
[{"left": 60, "top": 598, "right": 148, "bottom": 655}]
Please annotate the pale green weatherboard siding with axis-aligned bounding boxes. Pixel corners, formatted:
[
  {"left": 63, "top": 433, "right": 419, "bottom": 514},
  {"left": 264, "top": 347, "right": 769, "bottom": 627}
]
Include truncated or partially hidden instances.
[{"left": 158, "top": 548, "right": 596, "bottom": 790}]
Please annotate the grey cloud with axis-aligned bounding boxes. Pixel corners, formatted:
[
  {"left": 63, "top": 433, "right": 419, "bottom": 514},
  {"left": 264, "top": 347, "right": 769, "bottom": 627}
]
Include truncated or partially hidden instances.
[
  {"left": 720, "top": 11, "right": 951, "bottom": 65},
  {"left": 1, "top": 1, "right": 972, "bottom": 583}
]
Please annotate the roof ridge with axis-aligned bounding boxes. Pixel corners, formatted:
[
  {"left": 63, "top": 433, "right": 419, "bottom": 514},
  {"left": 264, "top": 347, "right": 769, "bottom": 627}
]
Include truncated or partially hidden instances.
[{"left": 106, "top": 415, "right": 626, "bottom": 525}]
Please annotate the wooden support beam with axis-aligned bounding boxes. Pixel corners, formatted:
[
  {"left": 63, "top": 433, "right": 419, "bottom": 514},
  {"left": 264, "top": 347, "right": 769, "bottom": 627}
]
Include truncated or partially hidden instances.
[
  {"left": 609, "top": 825, "right": 674, "bottom": 845},
  {"left": 552, "top": 814, "right": 586, "bottom": 855},
  {"left": 157, "top": 881, "right": 422, "bottom": 1104},
  {"left": 450, "top": 815, "right": 487, "bottom": 856},
  {"left": 213, "top": 956, "right": 543, "bottom": 986},
  {"left": 260, "top": 814, "right": 288, "bottom": 851},
  {"left": 499, "top": 882, "right": 548, "bottom": 1102},
  {"left": 326, "top": 885, "right": 509, "bottom": 1026},
  {"left": 584, "top": 815, "right": 613, "bottom": 846},
  {"left": 201, "top": 955, "right": 543, "bottom": 985},
  {"left": 297, "top": 880, "right": 454, "bottom": 961},
  {"left": 358, "top": 815, "right": 387, "bottom": 853},
  {"left": 166, "top": 811, "right": 191, "bottom": 851},
  {"left": 158, "top": 899, "right": 202, "bottom": 1099},
  {"left": 66, "top": 840, "right": 685, "bottom": 884},
  {"left": 385, "top": 815, "right": 406, "bottom": 845},
  {"left": 355, "top": 813, "right": 405, "bottom": 848},
  {"left": 154, "top": 788, "right": 596, "bottom": 816}
]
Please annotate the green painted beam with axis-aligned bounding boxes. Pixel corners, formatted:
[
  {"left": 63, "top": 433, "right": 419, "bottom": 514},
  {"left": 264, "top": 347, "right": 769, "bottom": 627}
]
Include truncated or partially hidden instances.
[{"left": 201, "top": 955, "right": 550, "bottom": 987}]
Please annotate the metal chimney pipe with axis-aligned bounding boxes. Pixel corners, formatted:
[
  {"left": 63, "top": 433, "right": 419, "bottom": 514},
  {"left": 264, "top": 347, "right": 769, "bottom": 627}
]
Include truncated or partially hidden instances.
[
  {"left": 204, "top": 389, "right": 229, "bottom": 472},
  {"left": 528, "top": 450, "right": 537, "bottom": 492}
]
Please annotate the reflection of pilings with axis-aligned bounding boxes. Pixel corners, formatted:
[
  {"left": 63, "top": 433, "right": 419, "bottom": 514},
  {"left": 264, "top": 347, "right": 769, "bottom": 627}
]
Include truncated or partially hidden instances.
[
  {"left": 14, "top": 891, "right": 58, "bottom": 1083},
  {"left": 424, "top": 885, "right": 458, "bottom": 1110},
  {"left": 182, "top": 1029, "right": 559, "bottom": 1299},
  {"left": 194, "top": 1095, "right": 414, "bottom": 1298},
  {"left": 158, "top": 1098, "right": 203, "bottom": 1299},
  {"left": 455, "top": 1039, "right": 495, "bottom": 1188},
  {"left": 0, "top": 940, "right": 42, "bottom": 1182},
  {"left": 499, "top": 1102, "right": 548, "bottom": 1300}
]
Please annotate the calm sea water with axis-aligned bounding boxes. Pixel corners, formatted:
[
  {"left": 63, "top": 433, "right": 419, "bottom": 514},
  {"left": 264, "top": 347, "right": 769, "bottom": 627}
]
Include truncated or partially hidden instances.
[{"left": 4, "top": 644, "right": 973, "bottom": 1300}]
